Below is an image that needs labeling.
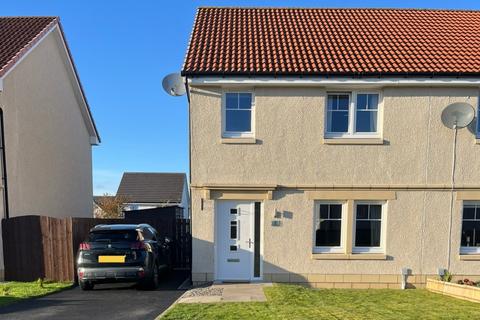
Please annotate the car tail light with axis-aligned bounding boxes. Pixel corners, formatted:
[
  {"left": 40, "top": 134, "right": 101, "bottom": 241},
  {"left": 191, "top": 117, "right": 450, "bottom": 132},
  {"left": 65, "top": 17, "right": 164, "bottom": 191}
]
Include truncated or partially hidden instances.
[
  {"left": 79, "top": 242, "right": 90, "bottom": 251},
  {"left": 131, "top": 241, "right": 146, "bottom": 250},
  {"left": 137, "top": 269, "right": 145, "bottom": 278},
  {"left": 78, "top": 269, "right": 84, "bottom": 278}
]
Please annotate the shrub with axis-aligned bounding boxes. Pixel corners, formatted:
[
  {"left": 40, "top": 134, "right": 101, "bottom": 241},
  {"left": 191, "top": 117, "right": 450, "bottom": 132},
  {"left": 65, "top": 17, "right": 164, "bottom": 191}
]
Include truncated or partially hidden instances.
[
  {"left": 440, "top": 270, "right": 452, "bottom": 282},
  {"left": 457, "top": 278, "right": 478, "bottom": 286}
]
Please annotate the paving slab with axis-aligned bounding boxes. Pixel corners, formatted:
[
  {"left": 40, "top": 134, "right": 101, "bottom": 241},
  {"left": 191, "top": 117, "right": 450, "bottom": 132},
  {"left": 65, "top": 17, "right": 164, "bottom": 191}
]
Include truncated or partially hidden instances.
[{"left": 178, "top": 282, "right": 271, "bottom": 304}]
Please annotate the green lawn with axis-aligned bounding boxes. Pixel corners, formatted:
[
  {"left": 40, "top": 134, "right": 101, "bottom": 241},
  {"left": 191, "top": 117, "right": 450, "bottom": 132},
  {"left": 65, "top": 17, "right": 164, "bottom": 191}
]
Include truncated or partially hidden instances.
[
  {"left": 0, "top": 280, "right": 72, "bottom": 307},
  {"left": 162, "top": 284, "right": 480, "bottom": 320}
]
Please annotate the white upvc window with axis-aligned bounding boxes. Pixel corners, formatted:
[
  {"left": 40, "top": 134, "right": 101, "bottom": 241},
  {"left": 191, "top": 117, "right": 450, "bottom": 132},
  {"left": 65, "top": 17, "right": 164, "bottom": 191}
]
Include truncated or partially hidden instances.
[
  {"left": 460, "top": 202, "right": 480, "bottom": 254},
  {"left": 477, "top": 99, "right": 480, "bottom": 138},
  {"left": 353, "top": 201, "right": 386, "bottom": 253},
  {"left": 313, "top": 202, "right": 346, "bottom": 253},
  {"left": 325, "top": 91, "right": 381, "bottom": 138},
  {"left": 222, "top": 92, "right": 255, "bottom": 138}
]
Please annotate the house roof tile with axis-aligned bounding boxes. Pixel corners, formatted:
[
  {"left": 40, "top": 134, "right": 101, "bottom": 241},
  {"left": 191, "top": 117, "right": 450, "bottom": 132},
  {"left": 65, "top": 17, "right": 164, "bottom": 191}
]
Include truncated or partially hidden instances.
[
  {"left": 0, "top": 17, "right": 57, "bottom": 77},
  {"left": 182, "top": 8, "right": 480, "bottom": 76},
  {"left": 116, "top": 173, "right": 186, "bottom": 204}
]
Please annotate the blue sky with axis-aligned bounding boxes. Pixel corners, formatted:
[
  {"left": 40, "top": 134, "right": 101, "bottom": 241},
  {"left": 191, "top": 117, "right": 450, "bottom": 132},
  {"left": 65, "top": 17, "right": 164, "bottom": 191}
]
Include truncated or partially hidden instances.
[{"left": 2, "top": 0, "right": 480, "bottom": 195}]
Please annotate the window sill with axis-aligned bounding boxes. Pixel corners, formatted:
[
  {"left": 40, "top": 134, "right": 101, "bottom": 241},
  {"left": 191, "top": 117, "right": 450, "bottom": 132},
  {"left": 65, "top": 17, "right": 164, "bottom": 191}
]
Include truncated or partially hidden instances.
[
  {"left": 459, "top": 254, "right": 480, "bottom": 261},
  {"left": 312, "top": 253, "right": 387, "bottom": 260},
  {"left": 323, "top": 138, "right": 384, "bottom": 145},
  {"left": 221, "top": 137, "right": 257, "bottom": 144}
]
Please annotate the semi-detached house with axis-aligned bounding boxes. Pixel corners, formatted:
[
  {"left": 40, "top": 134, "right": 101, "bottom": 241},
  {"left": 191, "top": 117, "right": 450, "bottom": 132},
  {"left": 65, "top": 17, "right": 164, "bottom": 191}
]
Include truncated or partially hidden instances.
[{"left": 182, "top": 8, "right": 480, "bottom": 288}]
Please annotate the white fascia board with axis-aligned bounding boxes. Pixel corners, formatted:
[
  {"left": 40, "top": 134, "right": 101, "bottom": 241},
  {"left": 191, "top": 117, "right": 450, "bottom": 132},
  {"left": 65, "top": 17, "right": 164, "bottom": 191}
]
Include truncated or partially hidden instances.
[
  {"left": 188, "top": 76, "right": 480, "bottom": 87},
  {"left": 90, "top": 136, "right": 100, "bottom": 145}
]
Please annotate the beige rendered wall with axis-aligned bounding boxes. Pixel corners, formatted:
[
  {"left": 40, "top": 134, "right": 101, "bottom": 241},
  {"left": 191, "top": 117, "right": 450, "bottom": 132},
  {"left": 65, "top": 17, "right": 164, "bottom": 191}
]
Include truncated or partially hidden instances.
[
  {"left": 190, "top": 84, "right": 480, "bottom": 284},
  {"left": 190, "top": 86, "right": 479, "bottom": 185},
  {"left": 0, "top": 29, "right": 93, "bottom": 219},
  {"left": 0, "top": 29, "right": 94, "bottom": 277}
]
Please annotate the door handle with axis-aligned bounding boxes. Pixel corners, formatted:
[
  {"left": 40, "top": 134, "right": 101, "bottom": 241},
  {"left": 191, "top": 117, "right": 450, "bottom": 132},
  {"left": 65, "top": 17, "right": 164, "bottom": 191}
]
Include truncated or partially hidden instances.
[{"left": 246, "top": 238, "right": 254, "bottom": 248}]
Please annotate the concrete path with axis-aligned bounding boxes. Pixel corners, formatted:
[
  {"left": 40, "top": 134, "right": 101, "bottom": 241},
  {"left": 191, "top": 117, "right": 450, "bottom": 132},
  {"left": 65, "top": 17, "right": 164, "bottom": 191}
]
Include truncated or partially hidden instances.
[{"left": 178, "top": 283, "right": 271, "bottom": 303}]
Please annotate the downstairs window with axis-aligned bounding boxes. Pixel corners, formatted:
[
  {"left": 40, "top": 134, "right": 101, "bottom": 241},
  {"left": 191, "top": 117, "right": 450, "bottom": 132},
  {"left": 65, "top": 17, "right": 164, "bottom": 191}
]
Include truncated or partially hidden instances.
[
  {"left": 461, "top": 202, "right": 480, "bottom": 254},
  {"left": 314, "top": 203, "right": 344, "bottom": 253}
]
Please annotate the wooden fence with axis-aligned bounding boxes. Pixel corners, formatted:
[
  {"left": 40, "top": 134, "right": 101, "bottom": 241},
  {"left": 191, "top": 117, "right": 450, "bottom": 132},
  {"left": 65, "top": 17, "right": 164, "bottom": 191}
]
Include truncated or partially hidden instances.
[{"left": 2, "top": 213, "right": 191, "bottom": 282}]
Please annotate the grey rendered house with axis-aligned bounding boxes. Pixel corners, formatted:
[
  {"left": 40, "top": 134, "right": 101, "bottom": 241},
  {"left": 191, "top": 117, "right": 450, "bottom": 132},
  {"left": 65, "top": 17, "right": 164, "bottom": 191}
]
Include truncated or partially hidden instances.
[
  {"left": 0, "top": 17, "right": 99, "bottom": 278},
  {"left": 182, "top": 8, "right": 480, "bottom": 288},
  {"left": 116, "top": 172, "right": 190, "bottom": 219}
]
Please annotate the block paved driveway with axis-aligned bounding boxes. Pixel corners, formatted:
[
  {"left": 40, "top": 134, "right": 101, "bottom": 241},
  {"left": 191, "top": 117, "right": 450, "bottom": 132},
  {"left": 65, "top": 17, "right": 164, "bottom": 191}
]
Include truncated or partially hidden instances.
[{"left": 0, "top": 271, "right": 188, "bottom": 320}]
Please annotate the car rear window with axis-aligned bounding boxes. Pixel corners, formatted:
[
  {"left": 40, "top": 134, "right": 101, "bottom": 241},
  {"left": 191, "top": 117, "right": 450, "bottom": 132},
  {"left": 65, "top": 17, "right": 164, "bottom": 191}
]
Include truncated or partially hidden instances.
[{"left": 88, "top": 230, "right": 139, "bottom": 242}]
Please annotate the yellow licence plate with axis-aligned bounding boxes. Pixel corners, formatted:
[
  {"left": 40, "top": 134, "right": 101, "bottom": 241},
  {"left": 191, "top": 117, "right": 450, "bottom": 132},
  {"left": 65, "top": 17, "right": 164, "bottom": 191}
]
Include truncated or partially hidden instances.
[{"left": 98, "top": 255, "right": 126, "bottom": 263}]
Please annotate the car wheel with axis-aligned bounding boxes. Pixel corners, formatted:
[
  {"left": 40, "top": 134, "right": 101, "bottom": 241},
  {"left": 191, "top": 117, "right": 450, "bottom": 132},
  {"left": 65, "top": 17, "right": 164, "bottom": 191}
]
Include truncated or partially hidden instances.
[
  {"left": 153, "top": 264, "right": 159, "bottom": 288},
  {"left": 138, "top": 263, "right": 159, "bottom": 290},
  {"left": 80, "top": 281, "right": 94, "bottom": 291}
]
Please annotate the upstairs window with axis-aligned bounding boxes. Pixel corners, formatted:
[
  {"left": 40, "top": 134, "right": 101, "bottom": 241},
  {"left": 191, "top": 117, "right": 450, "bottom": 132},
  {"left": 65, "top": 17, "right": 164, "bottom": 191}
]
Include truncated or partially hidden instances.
[
  {"left": 326, "top": 91, "right": 380, "bottom": 138},
  {"left": 326, "top": 94, "right": 350, "bottom": 133},
  {"left": 461, "top": 202, "right": 480, "bottom": 254},
  {"left": 223, "top": 92, "right": 254, "bottom": 137},
  {"left": 356, "top": 93, "right": 379, "bottom": 133}
]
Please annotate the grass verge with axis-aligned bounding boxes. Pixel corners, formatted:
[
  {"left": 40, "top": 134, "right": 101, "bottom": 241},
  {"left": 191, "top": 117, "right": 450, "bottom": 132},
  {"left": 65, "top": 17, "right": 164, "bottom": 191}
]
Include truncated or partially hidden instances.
[
  {"left": 0, "top": 280, "right": 72, "bottom": 307},
  {"left": 162, "top": 284, "right": 480, "bottom": 320}
]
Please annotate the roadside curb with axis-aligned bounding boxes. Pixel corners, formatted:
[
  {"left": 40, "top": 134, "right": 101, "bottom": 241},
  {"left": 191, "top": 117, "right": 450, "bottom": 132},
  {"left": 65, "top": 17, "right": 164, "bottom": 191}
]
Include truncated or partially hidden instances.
[
  {"left": 177, "top": 277, "right": 193, "bottom": 290},
  {"left": 154, "top": 278, "right": 191, "bottom": 319},
  {"left": 154, "top": 291, "right": 188, "bottom": 319}
]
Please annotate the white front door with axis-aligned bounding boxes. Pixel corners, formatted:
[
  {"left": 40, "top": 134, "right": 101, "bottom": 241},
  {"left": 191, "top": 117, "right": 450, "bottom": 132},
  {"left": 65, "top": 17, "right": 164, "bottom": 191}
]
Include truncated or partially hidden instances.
[{"left": 216, "top": 201, "right": 255, "bottom": 281}]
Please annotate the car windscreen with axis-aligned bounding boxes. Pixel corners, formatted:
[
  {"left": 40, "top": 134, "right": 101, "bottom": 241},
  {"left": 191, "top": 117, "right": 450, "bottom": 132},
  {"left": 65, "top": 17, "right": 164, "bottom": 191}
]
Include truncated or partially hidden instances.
[{"left": 88, "top": 230, "right": 139, "bottom": 243}]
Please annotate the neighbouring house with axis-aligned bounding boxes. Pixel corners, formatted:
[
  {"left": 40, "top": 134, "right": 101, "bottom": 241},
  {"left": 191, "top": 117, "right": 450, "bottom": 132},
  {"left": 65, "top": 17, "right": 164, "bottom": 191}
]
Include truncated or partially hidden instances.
[
  {"left": 0, "top": 17, "right": 99, "bottom": 279},
  {"left": 183, "top": 7, "right": 480, "bottom": 288},
  {"left": 116, "top": 172, "right": 190, "bottom": 219}
]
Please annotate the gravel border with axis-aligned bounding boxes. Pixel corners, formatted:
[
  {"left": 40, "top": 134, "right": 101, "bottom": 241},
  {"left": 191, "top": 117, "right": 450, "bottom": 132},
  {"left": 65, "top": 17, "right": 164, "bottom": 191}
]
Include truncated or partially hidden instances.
[{"left": 182, "top": 286, "right": 223, "bottom": 298}]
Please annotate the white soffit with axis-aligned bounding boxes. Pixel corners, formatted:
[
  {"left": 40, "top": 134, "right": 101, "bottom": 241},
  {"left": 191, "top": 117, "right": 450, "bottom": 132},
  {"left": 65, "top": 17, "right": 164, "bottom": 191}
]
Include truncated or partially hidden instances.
[{"left": 188, "top": 76, "right": 480, "bottom": 88}]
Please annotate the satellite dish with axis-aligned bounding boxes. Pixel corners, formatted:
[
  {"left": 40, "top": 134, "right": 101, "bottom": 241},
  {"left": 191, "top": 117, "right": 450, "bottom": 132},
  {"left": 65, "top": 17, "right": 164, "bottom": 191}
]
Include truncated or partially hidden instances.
[
  {"left": 162, "top": 73, "right": 186, "bottom": 96},
  {"left": 441, "top": 102, "right": 475, "bottom": 129}
]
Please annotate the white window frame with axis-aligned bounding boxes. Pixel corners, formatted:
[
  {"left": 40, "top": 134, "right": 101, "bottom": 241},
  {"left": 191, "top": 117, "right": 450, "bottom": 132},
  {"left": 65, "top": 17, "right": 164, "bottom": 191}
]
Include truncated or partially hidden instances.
[
  {"left": 222, "top": 91, "right": 255, "bottom": 138},
  {"left": 477, "top": 97, "right": 480, "bottom": 138},
  {"left": 460, "top": 201, "right": 480, "bottom": 255},
  {"left": 325, "top": 90, "right": 382, "bottom": 139},
  {"left": 352, "top": 201, "right": 387, "bottom": 254},
  {"left": 313, "top": 201, "right": 347, "bottom": 253}
]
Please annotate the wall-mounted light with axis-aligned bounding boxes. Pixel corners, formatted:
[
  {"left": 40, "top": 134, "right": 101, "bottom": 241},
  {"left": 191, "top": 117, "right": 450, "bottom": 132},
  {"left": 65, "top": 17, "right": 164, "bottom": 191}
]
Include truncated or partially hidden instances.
[{"left": 274, "top": 210, "right": 282, "bottom": 218}]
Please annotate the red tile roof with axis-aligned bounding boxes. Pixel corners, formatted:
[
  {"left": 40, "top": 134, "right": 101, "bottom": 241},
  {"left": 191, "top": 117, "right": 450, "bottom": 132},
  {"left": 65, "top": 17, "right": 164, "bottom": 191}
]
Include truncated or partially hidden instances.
[
  {"left": 182, "top": 8, "right": 480, "bottom": 77},
  {"left": 0, "top": 17, "right": 57, "bottom": 77}
]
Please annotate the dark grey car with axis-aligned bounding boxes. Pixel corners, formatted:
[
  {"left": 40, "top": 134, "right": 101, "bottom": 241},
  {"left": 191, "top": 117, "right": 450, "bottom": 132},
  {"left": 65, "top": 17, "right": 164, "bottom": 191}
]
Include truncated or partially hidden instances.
[{"left": 76, "top": 224, "right": 171, "bottom": 290}]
